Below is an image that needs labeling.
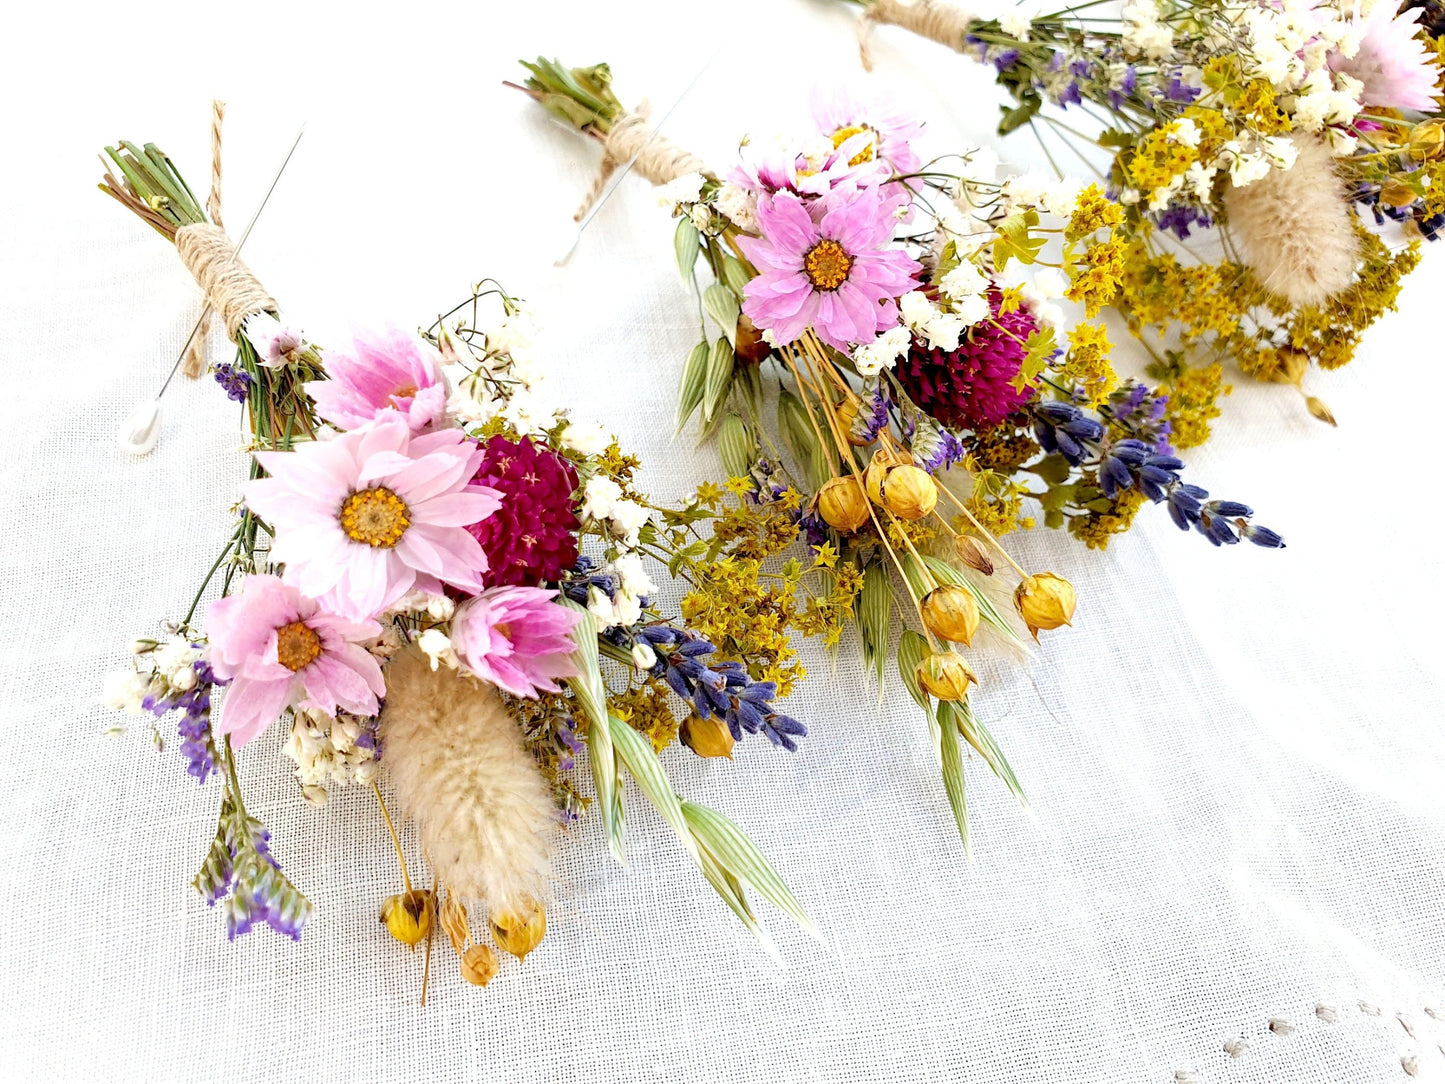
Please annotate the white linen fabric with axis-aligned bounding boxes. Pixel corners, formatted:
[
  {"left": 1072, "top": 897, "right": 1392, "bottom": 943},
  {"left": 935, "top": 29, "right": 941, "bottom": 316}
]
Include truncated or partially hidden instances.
[{"left": 1, "top": 2, "right": 1441, "bottom": 1081}]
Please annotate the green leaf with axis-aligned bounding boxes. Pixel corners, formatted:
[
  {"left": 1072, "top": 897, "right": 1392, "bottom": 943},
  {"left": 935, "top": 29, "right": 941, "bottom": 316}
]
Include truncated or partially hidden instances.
[
  {"left": 703, "top": 283, "right": 741, "bottom": 344},
  {"left": 718, "top": 412, "right": 756, "bottom": 482},
  {"left": 1033, "top": 453, "right": 1072, "bottom": 486},
  {"left": 681, "top": 801, "right": 820, "bottom": 942},
  {"left": 560, "top": 600, "right": 624, "bottom": 861},
  {"left": 776, "top": 389, "right": 816, "bottom": 476},
  {"left": 992, "top": 208, "right": 1046, "bottom": 270},
  {"left": 935, "top": 701, "right": 971, "bottom": 854},
  {"left": 675, "top": 218, "right": 701, "bottom": 283},
  {"left": 900, "top": 553, "right": 931, "bottom": 605},
  {"left": 954, "top": 696, "right": 1027, "bottom": 807},
  {"left": 896, "top": 630, "right": 934, "bottom": 723},
  {"left": 857, "top": 561, "right": 892, "bottom": 689},
  {"left": 721, "top": 254, "right": 753, "bottom": 299},
  {"left": 701, "top": 337, "right": 736, "bottom": 425},
  {"left": 674, "top": 341, "right": 710, "bottom": 435},
  {"left": 608, "top": 713, "right": 699, "bottom": 863},
  {"left": 1011, "top": 327, "right": 1058, "bottom": 391}
]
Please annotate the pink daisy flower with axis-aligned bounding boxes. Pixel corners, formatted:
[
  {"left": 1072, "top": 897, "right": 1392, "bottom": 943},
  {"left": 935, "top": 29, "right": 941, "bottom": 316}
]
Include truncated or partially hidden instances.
[
  {"left": 1331, "top": 5, "right": 1441, "bottom": 112},
  {"left": 449, "top": 586, "right": 582, "bottom": 698},
  {"left": 305, "top": 327, "right": 447, "bottom": 433},
  {"left": 730, "top": 130, "right": 880, "bottom": 198},
  {"left": 243, "top": 413, "right": 501, "bottom": 621},
  {"left": 738, "top": 185, "right": 921, "bottom": 352},
  {"left": 810, "top": 86, "right": 924, "bottom": 179},
  {"left": 206, "top": 573, "right": 385, "bottom": 748}
]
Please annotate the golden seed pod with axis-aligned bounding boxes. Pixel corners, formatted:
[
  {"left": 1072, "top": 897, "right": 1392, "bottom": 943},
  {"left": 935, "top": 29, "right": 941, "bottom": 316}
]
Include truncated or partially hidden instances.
[
  {"left": 380, "top": 889, "right": 435, "bottom": 951},
  {"left": 459, "top": 943, "right": 499, "bottom": 987},
  {"left": 489, "top": 903, "right": 547, "bottom": 964},
  {"left": 863, "top": 447, "right": 908, "bottom": 505},
  {"left": 681, "top": 712, "right": 736, "bottom": 758},
  {"left": 915, "top": 651, "right": 977, "bottom": 702},
  {"left": 1409, "top": 120, "right": 1445, "bottom": 161},
  {"left": 1013, "top": 572, "right": 1077, "bottom": 642},
  {"left": 1305, "top": 396, "right": 1337, "bottom": 427},
  {"left": 920, "top": 585, "right": 981, "bottom": 646},
  {"left": 817, "top": 476, "right": 870, "bottom": 533},
  {"left": 881, "top": 465, "right": 939, "bottom": 521},
  {"left": 836, "top": 399, "right": 873, "bottom": 446},
  {"left": 439, "top": 892, "right": 471, "bottom": 956},
  {"left": 954, "top": 535, "right": 994, "bottom": 576},
  {"left": 1378, "top": 177, "right": 1418, "bottom": 209},
  {"left": 1268, "top": 346, "right": 1310, "bottom": 387}
]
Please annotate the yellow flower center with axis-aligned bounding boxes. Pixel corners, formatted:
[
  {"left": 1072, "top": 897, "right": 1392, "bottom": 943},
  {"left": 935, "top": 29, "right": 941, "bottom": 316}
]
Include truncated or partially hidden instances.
[
  {"left": 392, "top": 384, "right": 418, "bottom": 400},
  {"left": 339, "top": 486, "right": 411, "bottom": 548},
  {"left": 276, "top": 620, "right": 322, "bottom": 672},
  {"left": 831, "top": 125, "right": 877, "bottom": 166},
  {"left": 804, "top": 240, "right": 853, "bottom": 291}
]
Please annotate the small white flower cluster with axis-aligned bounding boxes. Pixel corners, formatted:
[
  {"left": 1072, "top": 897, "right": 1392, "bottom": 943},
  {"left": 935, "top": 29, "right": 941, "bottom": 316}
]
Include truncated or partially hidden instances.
[
  {"left": 1238, "top": 0, "right": 1364, "bottom": 148},
  {"left": 1001, "top": 171, "right": 1086, "bottom": 218},
  {"left": 852, "top": 324, "right": 913, "bottom": 377},
  {"left": 441, "top": 302, "right": 563, "bottom": 437},
  {"left": 1017, "top": 267, "right": 1069, "bottom": 327},
  {"left": 656, "top": 171, "right": 718, "bottom": 234},
  {"left": 1121, "top": 0, "right": 1175, "bottom": 60},
  {"left": 714, "top": 181, "right": 757, "bottom": 232},
  {"left": 104, "top": 635, "right": 204, "bottom": 717},
  {"left": 283, "top": 709, "right": 379, "bottom": 806},
  {"left": 578, "top": 478, "right": 659, "bottom": 630},
  {"left": 998, "top": 7, "right": 1034, "bottom": 42},
  {"left": 242, "top": 312, "right": 309, "bottom": 369}
]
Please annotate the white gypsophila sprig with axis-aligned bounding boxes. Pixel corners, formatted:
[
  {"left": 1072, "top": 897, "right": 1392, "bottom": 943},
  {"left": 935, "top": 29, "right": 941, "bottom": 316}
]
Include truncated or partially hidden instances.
[{"left": 283, "top": 709, "right": 380, "bottom": 806}]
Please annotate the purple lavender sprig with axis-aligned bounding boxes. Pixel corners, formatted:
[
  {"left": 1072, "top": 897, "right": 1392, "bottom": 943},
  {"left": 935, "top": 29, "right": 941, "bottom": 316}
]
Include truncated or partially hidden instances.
[
  {"left": 638, "top": 625, "right": 807, "bottom": 751},
  {"left": 142, "top": 658, "right": 222, "bottom": 784}
]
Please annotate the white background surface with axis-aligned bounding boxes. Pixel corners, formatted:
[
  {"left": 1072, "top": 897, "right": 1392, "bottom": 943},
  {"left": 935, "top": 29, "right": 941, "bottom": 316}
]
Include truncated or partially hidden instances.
[{"left": 2, "top": 2, "right": 1442, "bottom": 1081}]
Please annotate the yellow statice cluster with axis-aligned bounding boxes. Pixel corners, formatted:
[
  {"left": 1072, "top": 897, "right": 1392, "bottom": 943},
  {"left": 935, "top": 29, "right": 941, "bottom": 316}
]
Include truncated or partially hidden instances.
[
  {"left": 1161, "top": 363, "right": 1230, "bottom": 450},
  {"left": 959, "top": 471, "right": 1031, "bottom": 537},
  {"left": 679, "top": 554, "right": 809, "bottom": 693},
  {"left": 1281, "top": 230, "right": 1423, "bottom": 370},
  {"left": 1059, "top": 323, "right": 1119, "bottom": 407},
  {"left": 1066, "top": 236, "right": 1126, "bottom": 318},
  {"left": 1066, "top": 183, "right": 1124, "bottom": 242},
  {"left": 1116, "top": 240, "right": 1249, "bottom": 344},
  {"left": 963, "top": 424, "right": 1039, "bottom": 474},
  {"left": 1067, "top": 486, "right": 1149, "bottom": 550},
  {"left": 610, "top": 680, "right": 681, "bottom": 753}
]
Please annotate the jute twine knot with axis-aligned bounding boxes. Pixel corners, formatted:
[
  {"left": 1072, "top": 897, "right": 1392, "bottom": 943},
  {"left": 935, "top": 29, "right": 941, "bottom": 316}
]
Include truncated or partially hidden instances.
[
  {"left": 173, "top": 100, "right": 277, "bottom": 378},
  {"left": 858, "top": 0, "right": 974, "bottom": 71},
  {"left": 573, "top": 103, "right": 709, "bottom": 222}
]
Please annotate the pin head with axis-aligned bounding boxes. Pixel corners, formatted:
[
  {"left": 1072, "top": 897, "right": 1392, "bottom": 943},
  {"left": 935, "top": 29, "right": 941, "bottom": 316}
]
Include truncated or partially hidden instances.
[{"left": 119, "top": 399, "right": 163, "bottom": 456}]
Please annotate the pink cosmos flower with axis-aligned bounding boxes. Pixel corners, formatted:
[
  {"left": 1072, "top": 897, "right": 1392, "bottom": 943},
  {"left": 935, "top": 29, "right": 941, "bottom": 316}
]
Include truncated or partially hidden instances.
[
  {"left": 244, "top": 413, "right": 501, "bottom": 621},
  {"left": 306, "top": 327, "right": 448, "bottom": 433},
  {"left": 730, "top": 130, "right": 880, "bottom": 198},
  {"left": 1331, "top": 5, "right": 1441, "bottom": 112},
  {"left": 738, "top": 184, "right": 921, "bottom": 352},
  {"left": 449, "top": 586, "right": 582, "bottom": 698},
  {"left": 810, "top": 86, "right": 924, "bottom": 179},
  {"left": 206, "top": 573, "right": 385, "bottom": 748}
]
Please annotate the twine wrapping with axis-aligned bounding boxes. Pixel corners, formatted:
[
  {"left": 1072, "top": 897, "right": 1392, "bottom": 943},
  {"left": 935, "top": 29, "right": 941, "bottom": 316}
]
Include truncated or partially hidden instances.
[
  {"left": 573, "top": 104, "right": 709, "bottom": 222},
  {"left": 858, "top": 0, "right": 974, "bottom": 71},
  {"left": 174, "top": 100, "right": 277, "bottom": 378}
]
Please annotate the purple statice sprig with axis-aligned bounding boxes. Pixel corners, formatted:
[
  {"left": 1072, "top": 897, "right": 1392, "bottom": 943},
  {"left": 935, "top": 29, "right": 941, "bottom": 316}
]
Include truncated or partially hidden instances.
[
  {"left": 1034, "top": 400, "right": 1284, "bottom": 548},
  {"left": 213, "top": 362, "right": 253, "bottom": 403},
  {"left": 142, "top": 658, "right": 223, "bottom": 784},
  {"left": 637, "top": 625, "right": 807, "bottom": 751},
  {"left": 193, "top": 788, "right": 311, "bottom": 941}
]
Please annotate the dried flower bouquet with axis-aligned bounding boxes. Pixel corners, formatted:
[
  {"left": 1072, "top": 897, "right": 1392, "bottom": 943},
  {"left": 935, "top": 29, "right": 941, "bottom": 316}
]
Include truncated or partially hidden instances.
[
  {"left": 100, "top": 116, "right": 816, "bottom": 997},
  {"left": 845, "top": 0, "right": 1444, "bottom": 433},
  {"left": 517, "top": 60, "right": 1283, "bottom": 851}
]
